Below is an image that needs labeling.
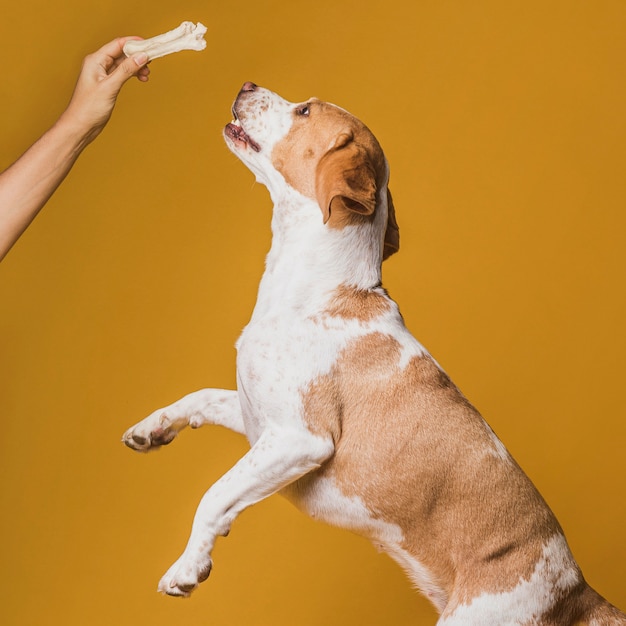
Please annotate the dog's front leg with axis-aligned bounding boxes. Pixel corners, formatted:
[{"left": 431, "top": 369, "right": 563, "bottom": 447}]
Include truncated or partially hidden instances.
[
  {"left": 123, "top": 389, "right": 244, "bottom": 452},
  {"left": 158, "top": 426, "right": 334, "bottom": 597}
]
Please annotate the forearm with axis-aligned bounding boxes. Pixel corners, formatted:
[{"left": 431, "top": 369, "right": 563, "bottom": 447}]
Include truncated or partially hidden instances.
[
  {"left": 0, "top": 35, "right": 150, "bottom": 263},
  {"left": 0, "top": 115, "right": 92, "bottom": 261}
]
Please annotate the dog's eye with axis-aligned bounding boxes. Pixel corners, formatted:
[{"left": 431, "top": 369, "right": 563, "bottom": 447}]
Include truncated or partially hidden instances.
[{"left": 296, "top": 104, "right": 310, "bottom": 117}]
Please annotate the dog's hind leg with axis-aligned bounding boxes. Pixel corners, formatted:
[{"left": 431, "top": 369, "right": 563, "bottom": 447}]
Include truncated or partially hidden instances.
[{"left": 122, "top": 389, "right": 244, "bottom": 452}]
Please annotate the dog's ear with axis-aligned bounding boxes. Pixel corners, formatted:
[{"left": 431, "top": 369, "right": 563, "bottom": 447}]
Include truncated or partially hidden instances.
[
  {"left": 316, "top": 133, "right": 400, "bottom": 261},
  {"left": 316, "top": 132, "right": 377, "bottom": 226},
  {"left": 383, "top": 188, "right": 400, "bottom": 260}
]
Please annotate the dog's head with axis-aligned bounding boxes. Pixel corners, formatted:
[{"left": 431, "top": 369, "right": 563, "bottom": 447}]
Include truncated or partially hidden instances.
[{"left": 224, "top": 83, "right": 399, "bottom": 260}]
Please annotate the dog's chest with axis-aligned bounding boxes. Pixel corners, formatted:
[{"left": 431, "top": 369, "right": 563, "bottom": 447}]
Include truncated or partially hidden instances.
[
  {"left": 235, "top": 313, "right": 322, "bottom": 439},
  {"left": 234, "top": 303, "right": 366, "bottom": 443}
]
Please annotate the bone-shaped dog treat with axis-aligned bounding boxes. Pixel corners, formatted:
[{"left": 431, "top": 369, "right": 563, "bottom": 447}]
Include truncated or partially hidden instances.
[{"left": 123, "top": 21, "right": 207, "bottom": 61}]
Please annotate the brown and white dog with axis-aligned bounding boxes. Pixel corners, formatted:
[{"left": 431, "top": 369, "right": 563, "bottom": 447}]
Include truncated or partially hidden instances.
[{"left": 123, "top": 82, "right": 625, "bottom": 625}]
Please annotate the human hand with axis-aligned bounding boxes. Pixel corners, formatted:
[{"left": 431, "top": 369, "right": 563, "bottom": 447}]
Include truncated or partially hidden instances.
[{"left": 59, "top": 37, "right": 150, "bottom": 144}]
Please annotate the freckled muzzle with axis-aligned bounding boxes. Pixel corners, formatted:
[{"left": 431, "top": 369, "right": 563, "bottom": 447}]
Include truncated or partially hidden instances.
[{"left": 224, "top": 82, "right": 265, "bottom": 153}]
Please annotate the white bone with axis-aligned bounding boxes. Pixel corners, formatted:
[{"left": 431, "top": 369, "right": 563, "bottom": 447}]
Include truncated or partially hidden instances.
[{"left": 123, "top": 21, "right": 207, "bottom": 61}]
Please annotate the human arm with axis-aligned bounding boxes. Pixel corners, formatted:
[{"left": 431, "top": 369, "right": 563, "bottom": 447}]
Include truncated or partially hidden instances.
[{"left": 0, "top": 37, "right": 149, "bottom": 262}]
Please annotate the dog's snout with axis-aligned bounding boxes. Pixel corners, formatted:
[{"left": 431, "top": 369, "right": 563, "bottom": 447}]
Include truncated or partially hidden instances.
[{"left": 241, "top": 81, "right": 258, "bottom": 93}]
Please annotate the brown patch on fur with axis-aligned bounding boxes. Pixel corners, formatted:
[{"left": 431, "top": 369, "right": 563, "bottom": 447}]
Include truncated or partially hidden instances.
[
  {"left": 294, "top": 331, "right": 568, "bottom": 604},
  {"left": 272, "top": 100, "right": 399, "bottom": 259},
  {"left": 316, "top": 138, "right": 380, "bottom": 225},
  {"left": 538, "top": 583, "right": 626, "bottom": 625},
  {"left": 324, "top": 285, "right": 392, "bottom": 322},
  {"left": 272, "top": 101, "right": 382, "bottom": 201},
  {"left": 384, "top": 189, "right": 399, "bottom": 260}
]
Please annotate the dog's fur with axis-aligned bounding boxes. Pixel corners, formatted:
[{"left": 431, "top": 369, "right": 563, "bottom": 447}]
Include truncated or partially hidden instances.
[{"left": 123, "top": 83, "right": 625, "bottom": 625}]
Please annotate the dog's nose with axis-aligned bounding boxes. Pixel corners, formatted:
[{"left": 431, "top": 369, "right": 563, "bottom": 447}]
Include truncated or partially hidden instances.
[{"left": 241, "top": 81, "right": 257, "bottom": 93}]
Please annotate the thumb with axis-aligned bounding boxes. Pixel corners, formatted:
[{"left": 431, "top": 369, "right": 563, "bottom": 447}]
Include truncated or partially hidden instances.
[{"left": 109, "top": 52, "right": 149, "bottom": 88}]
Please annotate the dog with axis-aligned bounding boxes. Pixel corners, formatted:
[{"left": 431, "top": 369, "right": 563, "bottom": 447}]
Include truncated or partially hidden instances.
[{"left": 123, "top": 82, "right": 626, "bottom": 624}]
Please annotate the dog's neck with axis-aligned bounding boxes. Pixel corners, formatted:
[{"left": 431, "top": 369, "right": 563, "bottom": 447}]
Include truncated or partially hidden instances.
[{"left": 251, "top": 187, "right": 385, "bottom": 319}]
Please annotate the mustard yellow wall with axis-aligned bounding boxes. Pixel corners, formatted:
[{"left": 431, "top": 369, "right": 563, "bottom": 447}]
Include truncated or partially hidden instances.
[{"left": 1, "top": 1, "right": 624, "bottom": 624}]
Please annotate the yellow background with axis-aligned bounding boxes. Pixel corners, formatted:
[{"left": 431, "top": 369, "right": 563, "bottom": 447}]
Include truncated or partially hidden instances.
[{"left": 1, "top": 1, "right": 624, "bottom": 624}]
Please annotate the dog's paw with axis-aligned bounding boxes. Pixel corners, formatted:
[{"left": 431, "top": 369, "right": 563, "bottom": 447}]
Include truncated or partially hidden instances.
[
  {"left": 122, "top": 410, "right": 182, "bottom": 452},
  {"left": 157, "top": 553, "right": 213, "bottom": 598}
]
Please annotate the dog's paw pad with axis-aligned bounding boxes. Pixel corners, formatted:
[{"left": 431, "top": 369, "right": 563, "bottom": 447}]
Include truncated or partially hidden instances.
[
  {"left": 158, "top": 557, "right": 213, "bottom": 598},
  {"left": 122, "top": 413, "right": 179, "bottom": 452},
  {"left": 147, "top": 427, "right": 177, "bottom": 446},
  {"left": 129, "top": 433, "right": 147, "bottom": 446}
]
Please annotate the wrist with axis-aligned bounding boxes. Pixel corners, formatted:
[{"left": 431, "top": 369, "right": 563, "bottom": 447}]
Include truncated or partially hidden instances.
[{"left": 54, "top": 107, "right": 103, "bottom": 152}]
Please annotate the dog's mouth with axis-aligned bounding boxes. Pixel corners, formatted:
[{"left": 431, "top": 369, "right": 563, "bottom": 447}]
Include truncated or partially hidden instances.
[{"left": 225, "top": 115, "right": 261, "bottom": 153}]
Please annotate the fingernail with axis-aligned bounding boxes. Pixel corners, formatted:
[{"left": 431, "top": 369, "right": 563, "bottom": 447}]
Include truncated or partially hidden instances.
[{"left": 133, "top": 52, "right": 148, "bottom": 66}]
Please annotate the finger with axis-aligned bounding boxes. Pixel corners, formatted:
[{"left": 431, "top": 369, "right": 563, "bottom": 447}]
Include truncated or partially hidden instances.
[
  {"left": 107, "top": 52, "right": 149, "bottom": 88},
  {"left": 96, "top": 36, "right": 144, "bottom": 59},
  {"left": 93, "top": 37, "right": 126, "bottom": 63},
  {"left": 81, "top": 42, "right": 123, "bottom": 77},
  {"left": 89, "top": 36, "right": 144, "bottom": 73},
  {"left": 136, "top": 65, "right": 151, "bottom": 82},
  {"left": 108, "top": 54, "right": 128, "bottom": 73}
]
